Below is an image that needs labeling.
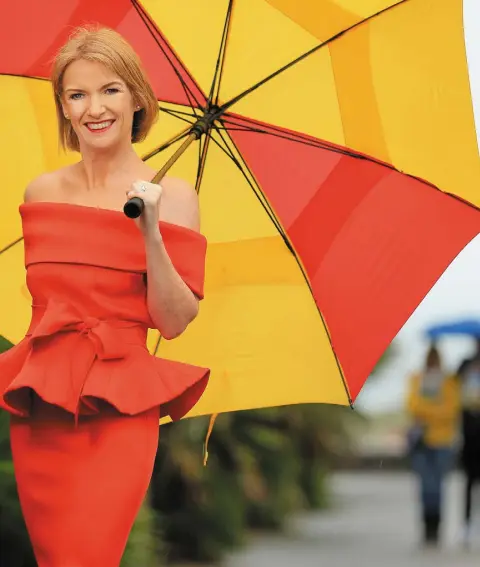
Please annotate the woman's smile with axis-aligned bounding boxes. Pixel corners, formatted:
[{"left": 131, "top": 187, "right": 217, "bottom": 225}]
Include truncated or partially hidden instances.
[{"left": 85, "top": 119, "right": 115, "bottom": 134}]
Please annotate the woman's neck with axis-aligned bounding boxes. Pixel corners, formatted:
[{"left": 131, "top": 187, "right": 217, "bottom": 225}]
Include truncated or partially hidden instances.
[{"left": 79, "top": 142, "right": 142, "bottom": 190}]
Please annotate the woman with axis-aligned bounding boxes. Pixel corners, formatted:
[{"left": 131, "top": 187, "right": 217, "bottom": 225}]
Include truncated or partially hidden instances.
[
  {"left": 406, "top": 345, "right": 460, "bottom": 547},
  {"left": 0, "top": 26, "right": 209, "bottom": 566}
]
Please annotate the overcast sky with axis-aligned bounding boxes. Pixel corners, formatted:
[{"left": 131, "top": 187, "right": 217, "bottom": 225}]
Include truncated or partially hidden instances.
[{"left": 357, "top": 0, "right": 480, "bottom": 413}]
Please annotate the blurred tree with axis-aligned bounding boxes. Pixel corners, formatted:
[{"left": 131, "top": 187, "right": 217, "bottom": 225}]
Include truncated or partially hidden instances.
[
  {"left": 121, "top": 498, "right": 161, "bottom": 567},
  {"left": 150, "top": 402, "right": 362, "bottom": 562},
  {"left": 0, "top": 335, "right": 13, "bottom": 355}
]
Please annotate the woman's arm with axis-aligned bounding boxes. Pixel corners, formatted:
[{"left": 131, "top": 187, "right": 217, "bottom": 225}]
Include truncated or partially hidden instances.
[
  {"left": 144, "top": 228, "right": 199, "bottom": 339},
  {"left": 127, "top": 177, "right": 201, "bottom": 339}
]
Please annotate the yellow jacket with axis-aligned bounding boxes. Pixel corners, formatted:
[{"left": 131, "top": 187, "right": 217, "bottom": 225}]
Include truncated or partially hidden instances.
[{"left": 406, "top": 373, "right": 460, "bottom": 447}]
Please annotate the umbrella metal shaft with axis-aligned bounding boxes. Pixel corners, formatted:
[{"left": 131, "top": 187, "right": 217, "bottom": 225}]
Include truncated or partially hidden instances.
[{"left": 151, "top": 132, "right": 198, "bottom": 184}]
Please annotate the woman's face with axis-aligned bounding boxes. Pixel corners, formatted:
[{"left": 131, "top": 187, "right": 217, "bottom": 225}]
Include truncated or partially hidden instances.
[{"left": 61, "top": 59, "right": 137, "bottom": 152}]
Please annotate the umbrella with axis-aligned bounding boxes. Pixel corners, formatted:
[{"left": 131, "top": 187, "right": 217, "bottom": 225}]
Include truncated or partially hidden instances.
[
  {"left": 426, "top": 319, "right": 480, "bottom": 340},
  {"left": 1, "top": 0, "right": 480, "bottom": 422}
]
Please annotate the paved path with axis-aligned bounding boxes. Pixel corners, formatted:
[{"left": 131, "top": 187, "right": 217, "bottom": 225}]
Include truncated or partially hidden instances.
[{"left": 224, "top": 472, "right": 480, "bottom": 567}]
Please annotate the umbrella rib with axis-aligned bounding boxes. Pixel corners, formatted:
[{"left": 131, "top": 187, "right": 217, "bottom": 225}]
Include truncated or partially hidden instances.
[
  {"left": 207, "top": 127, "right": 247, "bottom": 169},
  {"left": 209, "top": 129, "right": 287, "bottom": 237},
  {"left": 159, "top": 106, "right": 197, "bottom": 120},
  {"left": 131, "top": 0, "right": 204, "bottom": 112},
  {"left": 220, "top": 118, "right": 333, "bottom": 149},
  {"left": 223, "top": 115, "right": 334, "bottom": 147},
  {"left": 218, "top": 0, "right": 409, "bottom": 112},
  {"left": 217, "top": 129, "right": 354, "bottom": 408},
  {"left": 219, "top": 124, "right": 340, "bottom": 152},
  {"left": 3, "top": 74, "right": 197, "bottom": 110},
  {"left": 1, "top": 73, "right": 49, "bottom": 82},
  {"left": 210, "top": 125, "right": 240, "bottom": 162},
  {"left": 222, "top": 115, "right": 423, "bottom": 175},
  {"left": 220, "top": 116, "right": 362, "bottom": 157},
  {"left": 220, "top": 115, "right": 480, "bottom": 217},
  {"left": 209, "top": 124, "right": 287, "bottom": 238},
  {"left": 207, "top": 0, "right": 234, "bottom": 106},
  {"left": 159, "top": 107, "right": 197, "bottom": 125},
  {"left": 221, "top": 115, "right": 328, "bottom": 145},
  {"left": 195, "top": 132, "right": 212, "bottom": 194},
  {"left": 152, "top": 333, "right": 162, "bottom": 357},
  {"left": 0, "top": 237, "right": 23, "bottom": 256},
  {"left": 141, "top": 126, "right": 193, "bottom": 161}
]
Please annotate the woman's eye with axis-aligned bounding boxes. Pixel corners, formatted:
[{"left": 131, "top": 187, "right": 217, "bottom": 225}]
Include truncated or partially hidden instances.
[
  {"left": 105, "top": 88, "right": 119, "bottom": 95},
  {"left": 69, "top": 93, "right": 83, "bottom": 100}
]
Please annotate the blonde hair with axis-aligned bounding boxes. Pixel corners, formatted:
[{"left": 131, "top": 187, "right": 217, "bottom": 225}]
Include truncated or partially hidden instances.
[{"left": 51, "top": 26, "right": 158, "bottom": 152}]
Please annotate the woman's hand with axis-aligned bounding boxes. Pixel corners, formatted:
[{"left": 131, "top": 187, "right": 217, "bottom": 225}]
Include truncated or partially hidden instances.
[{"left": 126, "top": 180, "right": 163, "bottom": 238}]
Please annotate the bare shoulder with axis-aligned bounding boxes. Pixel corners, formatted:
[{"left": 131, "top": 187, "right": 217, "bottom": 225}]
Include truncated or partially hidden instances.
[
  {"left": 160, "top": 176, "right": 200, "bottom": 232},
  {"left": 23, "top": 172, "right": 58, "bottom": 203},
  {"left": 24, "top": 165, "right": 77, "bottom": 203}
]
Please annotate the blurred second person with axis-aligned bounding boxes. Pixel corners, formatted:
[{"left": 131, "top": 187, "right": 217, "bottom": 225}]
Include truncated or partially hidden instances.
[{"left": 406, "top": 344, "right": 460, "bottom": 547}]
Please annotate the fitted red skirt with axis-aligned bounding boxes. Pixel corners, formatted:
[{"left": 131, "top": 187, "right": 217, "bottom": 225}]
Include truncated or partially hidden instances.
[{"left": 10, "top": 399, "right": 160, "bottom": 567}]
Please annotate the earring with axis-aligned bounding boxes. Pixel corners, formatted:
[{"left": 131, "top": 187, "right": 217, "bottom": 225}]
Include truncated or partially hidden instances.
[
  {"left": 135, "top": 105, "right": 141, "bottom": 110},
  {"left": 64, "top": 114, "right": 69, "bottom": 119}
]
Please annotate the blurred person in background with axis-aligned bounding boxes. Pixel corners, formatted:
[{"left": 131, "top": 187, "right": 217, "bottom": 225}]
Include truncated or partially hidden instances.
[
  {"left": 406, "top": 344, "right": 460, "bottom": 547},
  {"left": 456, "top": 340, "right": 480, "bottom": 547}
]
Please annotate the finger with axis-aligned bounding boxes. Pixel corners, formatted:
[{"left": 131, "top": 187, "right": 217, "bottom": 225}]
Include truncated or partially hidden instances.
[
  {"left": 132, "top": 183, "right": 163, "bottom": 199},
  {"left": 132, "top": 180, "right": 149, "bottom": 193}
]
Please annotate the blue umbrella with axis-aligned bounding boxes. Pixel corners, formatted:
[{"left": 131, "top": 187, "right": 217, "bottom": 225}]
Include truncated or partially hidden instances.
[{"left": 425, "top": 319, "right": 480, "bottom": 340}]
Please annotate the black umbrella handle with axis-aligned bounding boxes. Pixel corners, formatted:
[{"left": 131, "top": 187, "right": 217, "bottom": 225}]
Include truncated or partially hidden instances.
[{"left": 123, "top": 196, "right": 145, "bottom": 219}]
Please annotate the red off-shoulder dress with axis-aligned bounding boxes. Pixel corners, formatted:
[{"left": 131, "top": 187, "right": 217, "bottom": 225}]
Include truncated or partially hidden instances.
[{"left": 0, "top": 202, "right": 210, "bottom": 567}]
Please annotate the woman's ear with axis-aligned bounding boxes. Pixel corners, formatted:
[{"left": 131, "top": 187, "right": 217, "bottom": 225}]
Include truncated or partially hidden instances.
[{"left": 60, "top": 100, "right": 69, "bottom": 120}]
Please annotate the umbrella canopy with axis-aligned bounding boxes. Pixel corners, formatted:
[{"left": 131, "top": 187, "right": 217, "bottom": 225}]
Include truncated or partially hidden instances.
[
  {"left": 1, "top": 0, "right": 480, "bottom": 419},
  {"left": 426, "top": 319, "right": 480, "bottom": 340}
]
